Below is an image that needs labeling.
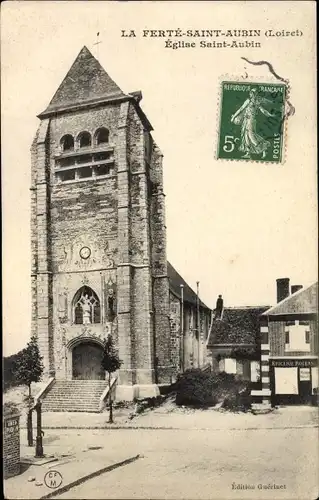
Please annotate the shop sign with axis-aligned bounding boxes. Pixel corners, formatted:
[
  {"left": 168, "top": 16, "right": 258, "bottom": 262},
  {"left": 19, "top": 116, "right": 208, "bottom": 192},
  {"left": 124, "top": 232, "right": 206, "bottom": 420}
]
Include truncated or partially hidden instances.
[
  {"left": 270, "top": 359, "right": 317, "bottom": 368},
  {"left": 4, "top": 417, "right": 19, "bottom": 435}
]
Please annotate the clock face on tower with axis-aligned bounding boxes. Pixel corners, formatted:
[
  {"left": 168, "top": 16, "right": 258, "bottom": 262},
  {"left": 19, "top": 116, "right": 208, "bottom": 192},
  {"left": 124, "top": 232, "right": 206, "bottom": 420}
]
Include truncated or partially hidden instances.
[{"left": 79, "top": 246, "right": 91, "bottom": 260}]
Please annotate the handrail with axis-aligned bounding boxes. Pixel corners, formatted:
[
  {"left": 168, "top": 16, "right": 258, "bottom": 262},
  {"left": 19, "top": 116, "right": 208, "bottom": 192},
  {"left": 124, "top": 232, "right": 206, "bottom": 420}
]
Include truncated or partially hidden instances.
[
  {"left": 33, "top": 377, "right": 55, "bottom": 408},
  {"left": 99, "top": 375, "right": 118, "bottom": 412}
]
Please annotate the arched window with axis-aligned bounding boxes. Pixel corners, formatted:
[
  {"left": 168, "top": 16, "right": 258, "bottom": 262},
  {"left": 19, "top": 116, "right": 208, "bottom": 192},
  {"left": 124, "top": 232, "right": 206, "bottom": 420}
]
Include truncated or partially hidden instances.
[
  {"left": 77, "top": 131, "right": 92, "bottom": 149},
  {"left": 73, "top": 286, "right": 100, "bottom": 324},
  {"left": 60, "top": 134, "right": 74, "bottom": 151},
  {"left": 95, "top": 127, "right": 109, "bottom": 145}
]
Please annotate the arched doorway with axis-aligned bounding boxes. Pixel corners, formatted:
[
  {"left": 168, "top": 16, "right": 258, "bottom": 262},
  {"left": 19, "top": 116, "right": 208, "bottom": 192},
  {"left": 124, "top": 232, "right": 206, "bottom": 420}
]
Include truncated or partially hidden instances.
[{"left": 72, "top": 342, "right": 105, "bottom": 380}]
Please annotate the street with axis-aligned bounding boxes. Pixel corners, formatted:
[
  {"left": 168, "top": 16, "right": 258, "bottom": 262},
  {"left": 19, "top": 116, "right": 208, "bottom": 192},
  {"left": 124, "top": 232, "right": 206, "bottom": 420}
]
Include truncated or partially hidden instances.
[{"left": 52, "top": 425, "right": 318, "bottom": 500}]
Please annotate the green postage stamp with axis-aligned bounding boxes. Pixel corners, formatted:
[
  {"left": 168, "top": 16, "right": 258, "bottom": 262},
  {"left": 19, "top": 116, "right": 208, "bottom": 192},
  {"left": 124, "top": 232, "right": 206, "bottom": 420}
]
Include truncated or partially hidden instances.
[{"left": 217, "top": 81, "right": 286, "bottom": 163}]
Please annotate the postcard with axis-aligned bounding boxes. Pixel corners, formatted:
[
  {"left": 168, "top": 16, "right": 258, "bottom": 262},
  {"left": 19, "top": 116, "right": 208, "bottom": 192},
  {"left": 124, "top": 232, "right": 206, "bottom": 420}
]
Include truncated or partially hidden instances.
[{"left": 2, "top": 1, "right": 318, "bottom": 499}]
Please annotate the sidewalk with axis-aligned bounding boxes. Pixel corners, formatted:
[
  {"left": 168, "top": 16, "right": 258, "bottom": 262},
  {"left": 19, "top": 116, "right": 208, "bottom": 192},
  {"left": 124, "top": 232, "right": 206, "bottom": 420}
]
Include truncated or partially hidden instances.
[
  {"left": 4, "top": 439, "right": 140, "bottom": 500},
  {"left": 20, "top": 405, "right": 318, "bottom": 431}
]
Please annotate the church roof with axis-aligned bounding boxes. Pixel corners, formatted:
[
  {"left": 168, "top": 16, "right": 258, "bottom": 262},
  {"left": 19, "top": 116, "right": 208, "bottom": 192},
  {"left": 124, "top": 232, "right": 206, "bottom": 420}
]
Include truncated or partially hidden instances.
[
  {"left": 39, "top": 46, "right": 127, "bottom": 117},
  {"left": 167, "top": 262, "right": 211, "bottom": 311},
  {"left": 262, "top": 281, "right": 318, "bottom": 316}
]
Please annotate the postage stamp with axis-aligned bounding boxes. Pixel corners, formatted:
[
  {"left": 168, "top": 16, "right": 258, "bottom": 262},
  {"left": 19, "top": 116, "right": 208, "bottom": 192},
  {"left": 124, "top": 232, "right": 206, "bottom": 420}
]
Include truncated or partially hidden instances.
[{"left": 217, "top": 81, "right": 287, "bottom": 163}]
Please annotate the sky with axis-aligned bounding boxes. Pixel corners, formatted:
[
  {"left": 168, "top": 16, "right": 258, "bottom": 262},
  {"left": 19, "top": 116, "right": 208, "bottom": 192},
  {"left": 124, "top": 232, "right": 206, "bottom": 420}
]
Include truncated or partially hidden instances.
[{"left": 2, "top": 1, "right": 317, "bottom": 355}]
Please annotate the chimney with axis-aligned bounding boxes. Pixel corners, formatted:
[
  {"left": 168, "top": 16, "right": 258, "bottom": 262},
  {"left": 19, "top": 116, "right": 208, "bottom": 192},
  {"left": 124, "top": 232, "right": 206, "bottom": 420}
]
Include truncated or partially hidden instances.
[
  {"left": 276, "top": 278, "right": 290, "bottom": 303},
  {"left": 215, "top": 295, "right": 224, "bottom": 320},
  {"left": 291, "top": 284, "right": 303, "bottom": 294}
]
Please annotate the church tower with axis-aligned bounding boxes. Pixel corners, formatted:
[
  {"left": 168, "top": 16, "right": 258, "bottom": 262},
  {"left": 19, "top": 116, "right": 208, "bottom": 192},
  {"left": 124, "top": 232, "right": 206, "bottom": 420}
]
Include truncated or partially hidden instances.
[{"left": 31, "top": 46, "right": 171, "bottom": 399}]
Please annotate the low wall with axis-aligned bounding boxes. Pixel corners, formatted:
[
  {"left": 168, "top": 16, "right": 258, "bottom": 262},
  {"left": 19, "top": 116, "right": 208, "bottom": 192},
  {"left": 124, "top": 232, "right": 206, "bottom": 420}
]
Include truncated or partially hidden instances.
[{"left": 3, "top": 411, "right": 21, "bottom": 479}]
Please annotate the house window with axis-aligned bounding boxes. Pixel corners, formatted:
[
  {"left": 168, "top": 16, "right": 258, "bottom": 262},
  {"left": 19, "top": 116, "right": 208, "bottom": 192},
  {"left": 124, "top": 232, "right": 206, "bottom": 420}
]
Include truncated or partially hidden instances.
[
  {"left": 78, "top": 131, "right": 92, "bottom": 148},
  {"left": 95, "top": 127, "right": 109, "bottom": 145},
  {"left": 275, "top": 367, "right": 298, "bottom": 394},
  {"left": 285, "top": 322, "right": 310, "bottom": 352},
  {"left": 224, "top": 358, "right": 237, "bottom": 374},
  {"left": 285, "top": 331, "right": 290, "bottom": 345},
  {"left": 305, "top": 331, "right": 310, "bottom": 344},
  {"left": 73, "top": 286, "right": 100, "bottom": 324},
  {"left": 60, "top": 134, "right": 74, "bottom": 151}
]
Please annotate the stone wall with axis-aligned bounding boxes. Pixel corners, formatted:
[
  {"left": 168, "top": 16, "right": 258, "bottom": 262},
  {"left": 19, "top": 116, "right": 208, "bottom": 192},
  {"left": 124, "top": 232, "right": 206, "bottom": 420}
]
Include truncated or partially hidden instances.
[
  {"left": 169, "top": 292, "right": 211, "bottom": 373},
  {"left": 3, "top": 411, "right": 20, "bottom": 479},
  {"left": 150, "top": 144, "right": 171, "bottom": 383},
  {"left": 31, "top": 94, "right": 172, "bottom": 392}
]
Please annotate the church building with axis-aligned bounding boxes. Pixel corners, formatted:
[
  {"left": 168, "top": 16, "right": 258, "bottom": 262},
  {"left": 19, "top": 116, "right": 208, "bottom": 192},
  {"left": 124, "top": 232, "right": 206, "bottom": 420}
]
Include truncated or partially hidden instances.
[{"left": 31, "top": 46, "right": 212, "bottom": 408}]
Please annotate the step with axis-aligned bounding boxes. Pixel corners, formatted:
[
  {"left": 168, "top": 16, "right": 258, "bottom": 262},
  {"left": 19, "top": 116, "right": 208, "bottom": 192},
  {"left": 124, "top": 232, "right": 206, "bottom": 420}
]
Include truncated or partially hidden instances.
[{"left": 41, "top": 379, "right": 109, "bottom": 413}]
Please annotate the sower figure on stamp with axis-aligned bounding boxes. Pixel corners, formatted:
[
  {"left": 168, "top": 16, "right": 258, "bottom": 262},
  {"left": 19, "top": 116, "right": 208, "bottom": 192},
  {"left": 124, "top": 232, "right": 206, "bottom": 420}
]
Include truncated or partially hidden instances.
[{"left": 231, "top": 88, "right": 275, "bottom": 159}]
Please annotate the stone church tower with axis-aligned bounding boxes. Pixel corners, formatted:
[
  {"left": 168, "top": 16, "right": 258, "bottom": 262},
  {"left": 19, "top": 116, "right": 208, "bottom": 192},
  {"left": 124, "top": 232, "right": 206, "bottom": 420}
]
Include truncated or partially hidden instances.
[{"left": 31, "top": 46, "right": 171, "bottom": 400}]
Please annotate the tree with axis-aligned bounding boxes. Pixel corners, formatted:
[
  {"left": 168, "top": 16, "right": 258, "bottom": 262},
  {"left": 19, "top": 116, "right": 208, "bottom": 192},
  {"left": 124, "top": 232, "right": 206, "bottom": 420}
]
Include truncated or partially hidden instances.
[
  {"left": 101, "top": 335, "right": 122, "bottom": 423},
  {"left": 13, "top": 334, "right": 44, "bottom": 445},
  {"left": 14, "top": 334, "right": 44, "bottom": 400}
]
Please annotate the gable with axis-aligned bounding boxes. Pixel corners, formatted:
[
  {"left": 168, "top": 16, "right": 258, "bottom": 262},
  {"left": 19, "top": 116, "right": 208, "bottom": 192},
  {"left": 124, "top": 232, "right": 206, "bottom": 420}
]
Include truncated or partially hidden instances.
[
  {"left": 40, "top": 46, "right": 126, "bottom": 116},
  {"left": 263, "top": 282, "right": 318, "bottom": 316}
]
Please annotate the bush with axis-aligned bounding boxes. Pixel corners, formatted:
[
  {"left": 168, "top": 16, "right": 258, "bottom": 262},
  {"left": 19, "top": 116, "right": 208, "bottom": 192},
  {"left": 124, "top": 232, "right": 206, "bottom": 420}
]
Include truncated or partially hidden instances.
[
  {"left": 222, "top": 385, "right": 252, "bottom": 412},
  {"left": 175, "top": 369, "right": 218, "bottom": 407},
  {"left": 175, "top": 369, "right": 252, "bottom": 411},
  {"left": 3, "top": 352, "right": 24, "bottom": 391},
  {"left": 3, "top": 401, "right": 19, "bottom": 416}
]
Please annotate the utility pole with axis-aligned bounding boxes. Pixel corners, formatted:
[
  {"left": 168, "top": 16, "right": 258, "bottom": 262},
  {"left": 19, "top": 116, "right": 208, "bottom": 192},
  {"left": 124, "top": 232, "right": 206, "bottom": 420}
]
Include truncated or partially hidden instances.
[
  {"left": 196, "top": 281, "right": 200, "bottom": 368},
  {"left": 180, "top": 284, "right": 184, "bottom": 371}
]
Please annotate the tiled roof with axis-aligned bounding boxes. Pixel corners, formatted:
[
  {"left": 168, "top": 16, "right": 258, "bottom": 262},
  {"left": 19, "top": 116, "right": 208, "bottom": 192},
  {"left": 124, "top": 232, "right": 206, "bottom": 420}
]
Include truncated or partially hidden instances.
[
  {"left": 167, "top": 262, "right": 211, "bottom": 311},
  {"left": 262, "top": 282, "right": 318, "bottom": 316},
  {"left": 39, "top": 46, "right": 126, "bottom": 116},
  {"left": 207, "top": 306, "right": 269, "bottom": 347}
]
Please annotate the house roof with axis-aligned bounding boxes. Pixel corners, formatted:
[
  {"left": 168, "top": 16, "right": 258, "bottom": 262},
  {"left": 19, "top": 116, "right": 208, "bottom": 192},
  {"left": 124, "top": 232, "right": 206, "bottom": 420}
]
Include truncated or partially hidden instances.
[
  {"left": 167, "top": 262, "right": 211, "bottom": 311},
  {"left": 206, "top": 306, "right": 270, "bottom": 348},
  {"left": 262, "top": 281, "right": 318, "bottom": 316},
  {"left": 39, "top": 46, "right": 127, "bottom": 117}
]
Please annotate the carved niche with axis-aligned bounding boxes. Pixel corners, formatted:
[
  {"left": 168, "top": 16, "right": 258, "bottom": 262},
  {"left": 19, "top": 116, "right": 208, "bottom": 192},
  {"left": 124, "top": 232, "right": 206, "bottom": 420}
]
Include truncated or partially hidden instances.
[
  {"left": 58, "top": 291, "right": 68, "bottom": 323},
  {"left": 59, "top": 236, "right": 115, "bottom": 272},
  {"left": 104, "top": 277, "right": 117, "bottom": 323}
]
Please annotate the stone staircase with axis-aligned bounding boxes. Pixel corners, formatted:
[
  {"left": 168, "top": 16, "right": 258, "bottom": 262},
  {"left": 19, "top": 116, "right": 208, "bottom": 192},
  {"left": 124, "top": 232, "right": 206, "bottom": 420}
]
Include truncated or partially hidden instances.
[{"left": 41, "top": 380, "right": 108, "bottom": 413}]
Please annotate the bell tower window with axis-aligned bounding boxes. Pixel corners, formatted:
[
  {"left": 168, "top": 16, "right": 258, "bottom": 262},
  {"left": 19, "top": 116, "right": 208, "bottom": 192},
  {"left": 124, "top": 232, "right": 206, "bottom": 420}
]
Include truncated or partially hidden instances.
[
  {"left": 78, "top": 131, "right": 92, "bottom": 149},
  {"left": 55, "top": 129, "right": 114, "bottom": 183},
  {"left": 95, "top": 127, "right": 109, "bottom": 145},
  {"left": 60, "top": 134, "right": 74, "bottom": 152}
]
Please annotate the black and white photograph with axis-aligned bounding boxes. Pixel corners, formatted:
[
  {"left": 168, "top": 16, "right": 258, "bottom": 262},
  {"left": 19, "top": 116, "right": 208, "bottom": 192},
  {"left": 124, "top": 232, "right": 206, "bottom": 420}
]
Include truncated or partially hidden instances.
[{"left": 2, "top": 1, "right": 318, "bottom": 499}]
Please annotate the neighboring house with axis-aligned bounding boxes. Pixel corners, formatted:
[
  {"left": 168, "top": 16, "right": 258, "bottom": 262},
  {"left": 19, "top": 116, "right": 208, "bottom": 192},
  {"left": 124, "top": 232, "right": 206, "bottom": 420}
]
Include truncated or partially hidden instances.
[
  {"left": 253, "top": 279, "right": 318, "bottom": 409},
  {"left": 168, "top": 262, "right": 212, "bottom": 373},
  {"left": 206, "top": 303, "right": 270, "bottom": 382}
]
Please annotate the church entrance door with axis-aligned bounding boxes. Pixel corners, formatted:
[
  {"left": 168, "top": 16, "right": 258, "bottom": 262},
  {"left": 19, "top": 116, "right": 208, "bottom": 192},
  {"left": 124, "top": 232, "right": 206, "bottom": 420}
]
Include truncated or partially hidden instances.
[{"left": 72, "top": 342, "right": 105, "bottom": 380}]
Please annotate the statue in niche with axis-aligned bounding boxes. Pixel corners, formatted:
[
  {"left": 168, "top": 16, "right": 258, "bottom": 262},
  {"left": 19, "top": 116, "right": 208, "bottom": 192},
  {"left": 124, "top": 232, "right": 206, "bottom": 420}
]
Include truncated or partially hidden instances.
[
  {"left": 107, "top": 288, "right": 115, "bottom": 322},
  {"left": 80, "top": 294, "right": 92, "bottom": 324},
  {"left": 58, "top": 293, "right": 68, "bottom": 322},
  {"left": 62, "top": 245, "right": 72, "bottom": 265},
  {"left": 106, "top": 282, "right": 117, "bottom": 322}
]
